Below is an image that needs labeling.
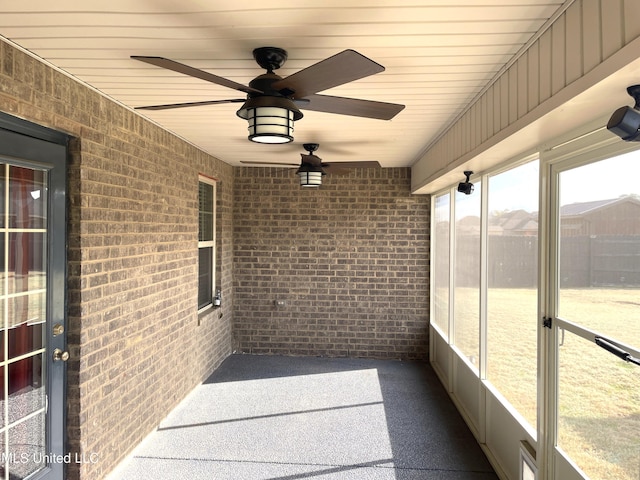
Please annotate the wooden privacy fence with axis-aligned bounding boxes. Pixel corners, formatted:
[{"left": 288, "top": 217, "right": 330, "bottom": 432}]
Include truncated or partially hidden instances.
[
  {"left": 560, "top": 235, "right": 640, "bottom": 287},
  {"left": 450, "top": 235, "right": 640, "bottom": 288}
]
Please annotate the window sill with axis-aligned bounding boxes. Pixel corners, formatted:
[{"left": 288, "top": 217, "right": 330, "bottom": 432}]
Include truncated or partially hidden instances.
[{"left": 198, "top": 304, "right": 222, "bottom": 325}]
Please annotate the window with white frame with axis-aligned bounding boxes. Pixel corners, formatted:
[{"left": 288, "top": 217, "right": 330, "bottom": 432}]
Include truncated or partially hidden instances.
[
  {"left": 453, "top": 180, "right": 481, "bottom": 371},
  {"left": 198, "top": 175, "right": 216, "bottom": 310},
  {"left": 485, "top": 159, "right": 539, "bottom": 431},
  {"left": 431, "top": 159, "right": 539, "bottom": 430},
  {"left": 432, "top": 193, "right": 451, "bottom": 337}
]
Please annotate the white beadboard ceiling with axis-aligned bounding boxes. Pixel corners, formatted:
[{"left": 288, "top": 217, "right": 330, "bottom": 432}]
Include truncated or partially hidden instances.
[{"left": 1, "top": 1, "right": 570, "bottom": 168}]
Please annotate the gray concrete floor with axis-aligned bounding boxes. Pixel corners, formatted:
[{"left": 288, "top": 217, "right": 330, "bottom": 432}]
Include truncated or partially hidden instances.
[{"left": 110, "top": 354, "right": 498, "bottom": 479}]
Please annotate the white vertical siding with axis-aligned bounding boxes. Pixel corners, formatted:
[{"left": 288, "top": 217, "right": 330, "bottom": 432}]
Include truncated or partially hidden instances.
[
  {"left": 528, "top": 42, "right": 541, "bottom": 111},
  {"left": 624, "top": 0, "right": 640, "bottom": 40},
  {"left": 538, "top": 28, "right": 553, "bottom": 103},
  {"left": 565, "top": 3, "right": 583, "bottom": 84},
  {"left": 509, "top": 66, "right": 519, "bottom": 124},
  {"left": 480, "top": 93, "right": 489, "bottom": 143},
  {"left": 602, "top": 0, "right": 624, "bottom": 58},
  {"left": 517, "top": 56, "right": 529, "bottom": 119},
  {"left": 412, "top": 0, "right": 640, "bottom": 192},
  {"left": 582, "top": 0, "right": 602, "bottom": 73}
]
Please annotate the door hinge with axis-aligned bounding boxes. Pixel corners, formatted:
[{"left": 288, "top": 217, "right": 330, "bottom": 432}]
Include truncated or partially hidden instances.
[{"left": 543, "top": 317, "right": 552, "bottom": 329}]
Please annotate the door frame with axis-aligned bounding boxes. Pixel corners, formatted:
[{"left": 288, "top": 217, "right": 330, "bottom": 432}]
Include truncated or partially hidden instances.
[
  {"left": 0, "top": 112, "right": 69, "bottom": 480},
  {"left": 540, "top": 123, "right": 640, "bottom": 480}
]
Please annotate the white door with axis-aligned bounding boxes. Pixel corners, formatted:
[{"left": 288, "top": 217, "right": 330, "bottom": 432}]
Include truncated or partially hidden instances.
[{"left": 547, "top": 149, "right": 640, "bottom": 480}]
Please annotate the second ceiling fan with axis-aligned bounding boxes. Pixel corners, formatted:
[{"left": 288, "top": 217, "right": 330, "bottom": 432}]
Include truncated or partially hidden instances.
[
  {"left": 132, "top": 47, "right": 405, "bottom": 144},
  {"left": 241, "top": 143, "right": 381, "bottom": 187}
]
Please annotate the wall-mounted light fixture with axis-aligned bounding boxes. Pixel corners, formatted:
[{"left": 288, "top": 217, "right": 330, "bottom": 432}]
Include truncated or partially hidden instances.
[
  {"left": 607, "top": 85, "right": 640, "bottom": 142},
  {"left": 457, "top": 170, "right": 474, "bottom": 195}
]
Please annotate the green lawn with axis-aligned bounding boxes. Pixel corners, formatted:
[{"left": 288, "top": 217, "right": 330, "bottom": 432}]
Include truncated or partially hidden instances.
[{"left": 451, "top": 287, "right": 640, "bottom": 480}]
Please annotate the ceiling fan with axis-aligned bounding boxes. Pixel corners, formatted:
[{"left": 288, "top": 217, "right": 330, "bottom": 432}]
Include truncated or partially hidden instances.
[
  {"left": 240, "top": 143, "right": 381, "bottom": 187},
  {"left": 131, "top": 47, "right": 405, "bottom": 143}
]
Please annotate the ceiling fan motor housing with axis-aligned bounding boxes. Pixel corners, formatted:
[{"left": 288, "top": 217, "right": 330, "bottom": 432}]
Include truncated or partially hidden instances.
[
  {"left": 236, "top": 72, "right": 304, "bottom": 122},
  {"left": 303, "top": 143, "right": 319, "bottom": 153},
  {"left": 252, "top": 47, "right": 288, "bottom": 71},
  {"left": 236, "top": 49, "right": 304, "bottom": 129},
  {"left": 248, "top": 73, "right": 292, "bottom": 100}
]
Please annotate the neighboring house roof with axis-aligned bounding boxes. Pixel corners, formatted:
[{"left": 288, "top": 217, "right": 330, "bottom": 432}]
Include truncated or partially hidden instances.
[
  {"left": 458, "top": 215, "right": 480, "bottom": 226},
  {"left": 560, "top": 196, "right": 640, "bottom": 216},
  {"left": 518, "top": 220, "right": 539, "bottom": 233},
  {"left": 464, "top": 197, "right": 640, "bottom": 236},
  {"left": 489, "top": 209, "right": 538, "bottom": 234},
  {"left": 498, "top": 210, "right": 534, "bottom": 231}
]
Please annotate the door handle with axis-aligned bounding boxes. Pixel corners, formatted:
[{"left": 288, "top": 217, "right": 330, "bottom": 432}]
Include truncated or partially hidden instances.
[
  {"left": 595, "top": 337, "right": 640, "bottom": 366},
  {"left": 52, "top": 348, "right": 70, "bottom": 362}
]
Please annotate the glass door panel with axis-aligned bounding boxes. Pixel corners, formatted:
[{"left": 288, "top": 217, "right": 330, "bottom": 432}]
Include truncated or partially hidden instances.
[
  {"left": 554, "top": 150, "right": 640, "bottom": 480},
  {"left": 0, "top": 116, "right": 67, "bottom": 480},
  {"left": 0, "top": 165, "right": 48, "bottom": 480},
  {"left": 557, "top": 324, "right": 639, "bottom": 480},
  {"left": 558, "top": 152, "right": 640, "bottom": 346}
]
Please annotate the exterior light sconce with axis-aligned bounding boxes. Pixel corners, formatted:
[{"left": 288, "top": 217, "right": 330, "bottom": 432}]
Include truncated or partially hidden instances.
[
  {"left": 457, "top": 170, "right": 474, "bottom": 195},
  {"left": 607, "top": 84, "right": 640, "bottom": 142}
]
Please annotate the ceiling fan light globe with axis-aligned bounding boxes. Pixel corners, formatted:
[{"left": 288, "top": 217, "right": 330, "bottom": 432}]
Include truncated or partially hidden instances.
[
  {"left": 298, "top": 171, "right": 322, "bottom": 187},
  {"left": 245, "top": 106, "right": 294, "bottom": 143},
  {"left": 237, "top": 97, "right": 302, "bottom": 144},
  {"left": 250, "top": 133, "right": 292, "bottom": 144}
]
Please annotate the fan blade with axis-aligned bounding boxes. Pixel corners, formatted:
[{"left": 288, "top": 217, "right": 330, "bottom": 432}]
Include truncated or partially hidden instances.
[
  {"left": 301, "top": 154, "right": 322, "bottom": 167},
  {"left": 135, "top": 99, "right": 245, "bottom": 111},
  {"left": 323, "top": 166, "right": 349, "bottom": 175},
  {"left": 272, "top": 50, "right": 384, "bottom": 99},
  {"left": 325, "top": 161, "right": 381, "bottom": 169},
  {"left": 300, "top": 94, "right": 404, "bottom": 120},
  {"left": 240, "top": 161, "right": 299, "bottom": 166},
  {"left": 323, "top": 161, "right": 381, "bottom": 175},
  {"left": 131, "top": 56, "right": 261, "bottom": 95}
]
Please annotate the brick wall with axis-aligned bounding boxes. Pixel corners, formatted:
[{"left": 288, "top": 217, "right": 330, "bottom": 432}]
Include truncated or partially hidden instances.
[
  {"left": 0, "top": 36, "right": 431, "bottom": 480},
  {"left": 0, "top": 39, "right": 234, "bottom": 480},
  {"left": 233, "top": 166, "right": 430, "bottom": 360}
]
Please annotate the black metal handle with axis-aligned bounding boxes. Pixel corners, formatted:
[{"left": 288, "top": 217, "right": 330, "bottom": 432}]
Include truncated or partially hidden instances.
[{"left": 595, "top": 337, "right": 640, "bottom": 366}]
